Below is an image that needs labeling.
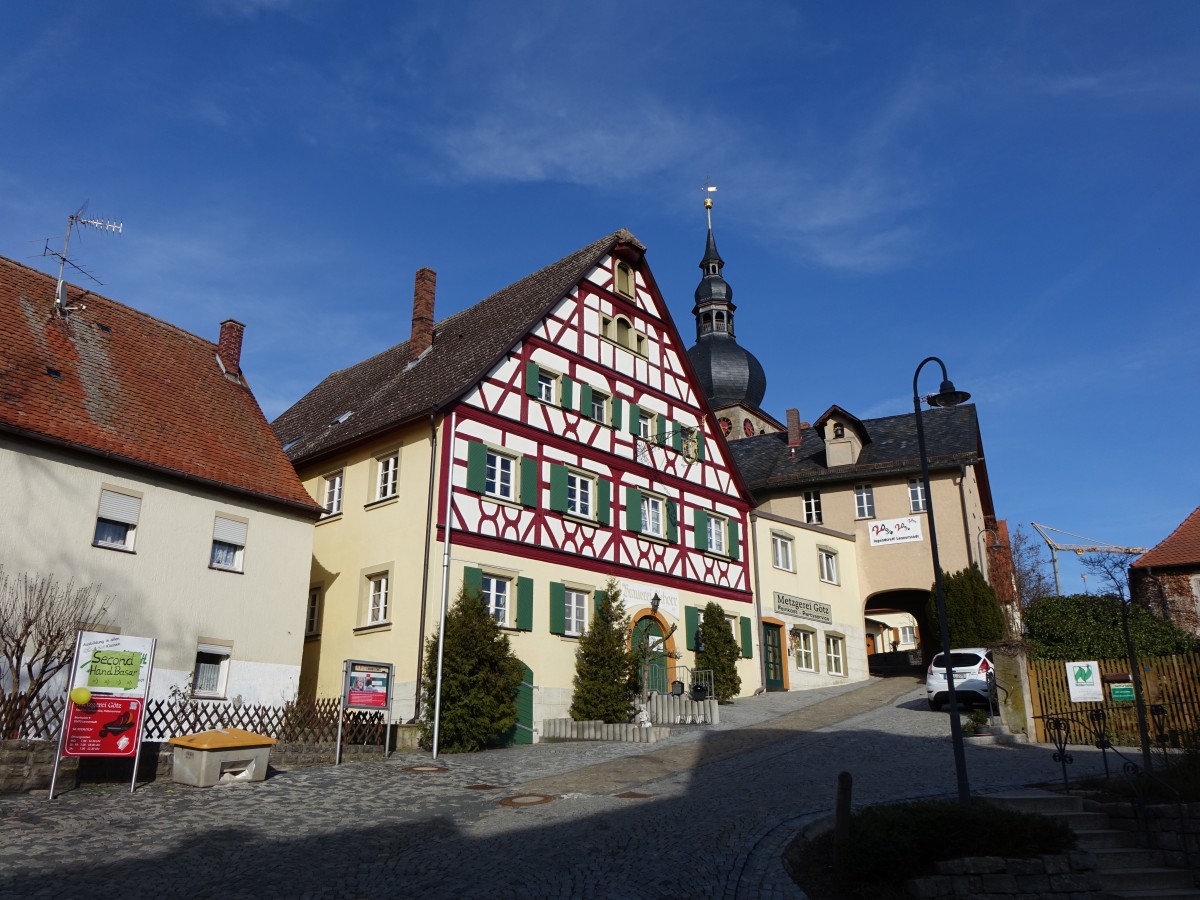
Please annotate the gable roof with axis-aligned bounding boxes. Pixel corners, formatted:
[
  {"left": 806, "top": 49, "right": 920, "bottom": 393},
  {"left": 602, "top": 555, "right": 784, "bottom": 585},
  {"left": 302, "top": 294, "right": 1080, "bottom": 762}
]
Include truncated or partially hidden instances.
[
  {"left": 1133, "top": 506, "right": 1200, "bottom": 569},
  {"left": 273, "top": 230, "right": 648, "bottom": 465},
  {"left": 0, "top": 255, "right": 320, "bottom": 515},
  {"left": 730, "top": 404, "right": 988, "bottom": 502}
]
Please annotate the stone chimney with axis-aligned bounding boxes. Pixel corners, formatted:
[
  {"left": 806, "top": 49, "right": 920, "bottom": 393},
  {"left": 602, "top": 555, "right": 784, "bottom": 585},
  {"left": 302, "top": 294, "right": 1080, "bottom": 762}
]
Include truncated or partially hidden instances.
[
  {"left": 786, "top": 408, "right": 803, "bottom": 447},
  {"left": 412, "top": 267, "right": 436, "bottom": 354},
  {"left": 218, "top": 319, "right": 245, "bottom": 379}
]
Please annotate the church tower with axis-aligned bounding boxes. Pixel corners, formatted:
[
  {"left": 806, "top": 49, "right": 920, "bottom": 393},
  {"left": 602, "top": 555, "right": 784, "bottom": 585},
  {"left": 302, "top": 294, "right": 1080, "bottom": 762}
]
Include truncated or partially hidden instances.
[{"left": 685, "top": 191, "right": 779, "bottom": 441}]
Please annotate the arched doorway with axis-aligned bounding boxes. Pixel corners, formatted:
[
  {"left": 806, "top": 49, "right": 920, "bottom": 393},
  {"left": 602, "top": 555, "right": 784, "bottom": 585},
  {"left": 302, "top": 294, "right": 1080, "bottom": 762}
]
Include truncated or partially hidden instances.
[
  {"left": 632, "top": 613, "right": 669, "bottom": 696},
  {"left": 863, "top": 589, "right": 932, "bottom": 674}
]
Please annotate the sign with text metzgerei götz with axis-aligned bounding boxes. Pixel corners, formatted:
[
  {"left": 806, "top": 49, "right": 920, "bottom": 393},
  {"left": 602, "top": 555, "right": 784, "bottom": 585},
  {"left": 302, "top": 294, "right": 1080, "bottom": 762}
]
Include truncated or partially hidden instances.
[
  {"left": 344, "top": 661, "right": 391, "bottom": 710},
  {"left": 774, "top": 592, "right": 833, "bottom": 625},
  {"left": 64, "top": 631, "right": 154, "bottom": 757},
  {"left": 868, "top": 516, "right": 924, "bottom": 547}
]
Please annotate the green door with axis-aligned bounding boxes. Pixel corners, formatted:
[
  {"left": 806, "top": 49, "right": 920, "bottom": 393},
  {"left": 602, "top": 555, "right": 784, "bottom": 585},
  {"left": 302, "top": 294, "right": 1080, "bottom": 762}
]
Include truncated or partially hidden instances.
[
  {"left": 635, "top": 618, "right": 669, "bottom": 695},
  {"left": 507, "top": 661, "right": 534, "bottom": 746},
  {"left": 763, "top": 623, "right": 785, "bottom": 691}
]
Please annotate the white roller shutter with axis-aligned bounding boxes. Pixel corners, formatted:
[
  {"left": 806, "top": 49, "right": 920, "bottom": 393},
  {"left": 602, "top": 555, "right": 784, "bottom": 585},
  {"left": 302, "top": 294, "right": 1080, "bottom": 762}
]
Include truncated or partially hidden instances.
[
  {"left": 98, "top": 490, "right": 141, "bottom": 525},
  {"left": 212, "top": 516, "right": 248, "bottom": 547}
]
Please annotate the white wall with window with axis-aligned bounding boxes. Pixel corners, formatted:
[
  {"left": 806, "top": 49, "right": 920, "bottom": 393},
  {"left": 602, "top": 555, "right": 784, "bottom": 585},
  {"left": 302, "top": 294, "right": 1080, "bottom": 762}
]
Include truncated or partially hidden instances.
[
  {"left": 210, "top": 515, "right": 248, "bottom": 572},
  {"left": 825, "top": 634, "right": 846, "bottom": 676},
  {"left": 482, "top": 574, "right": 510, "bottom": 625},
  {"left": 908, "top": 477, "right": 926, "bottom": 513},
  {"left": 323, "top": 470, "right": 343, "bottom": 515},
  {"left": 772, "top": 532, "right": 794, "bottom": 571},
  {"left": 375, "top": 452, "right": 399, "bottom": 501},
  {"left": 854, "top": 484, "right": 875, "bottom": 519},
  {"left": 93, "top": 487, "right": 141, "bottom": 551},
  {"left": 803, "top": 491, "right": 822, "bottom": 525},
  {"left": 818, "top": 548, "right": 838, "bottom": 584}
]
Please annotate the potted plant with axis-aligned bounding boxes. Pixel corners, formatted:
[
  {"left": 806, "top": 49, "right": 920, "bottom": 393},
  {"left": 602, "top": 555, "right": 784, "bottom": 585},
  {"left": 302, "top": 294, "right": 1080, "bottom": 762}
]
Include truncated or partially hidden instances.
[{"left": 963, "top": 708, "right": 992, "bottom": 737}]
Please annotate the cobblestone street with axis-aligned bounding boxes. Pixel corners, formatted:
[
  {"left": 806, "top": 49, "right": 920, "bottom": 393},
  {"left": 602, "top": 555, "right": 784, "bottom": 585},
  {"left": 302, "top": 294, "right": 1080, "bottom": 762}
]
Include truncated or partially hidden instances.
[{"left": 0, "top": 677, "right": 1111, "bottom": 899}]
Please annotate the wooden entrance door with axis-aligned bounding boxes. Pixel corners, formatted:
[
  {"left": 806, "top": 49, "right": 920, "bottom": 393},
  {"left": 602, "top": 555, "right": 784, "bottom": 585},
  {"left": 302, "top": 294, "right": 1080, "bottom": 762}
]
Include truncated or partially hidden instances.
[
  {"left": 866, "top": 633, "right": 877, "bottom": 655},
  {"left": 763, "top": 623, "right": 785, "bottom": 691}
]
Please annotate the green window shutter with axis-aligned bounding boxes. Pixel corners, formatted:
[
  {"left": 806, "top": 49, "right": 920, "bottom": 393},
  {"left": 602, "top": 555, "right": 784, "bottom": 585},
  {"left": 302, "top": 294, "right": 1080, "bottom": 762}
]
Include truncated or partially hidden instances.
[
  {"left": 685, "top": 605, "right": 699, "bottom": 651},
  {"left": 549, "top": 464, "right": 568, "bottom": 512},
  {"left": 520, "top": 456, "right": 538, "bottom": 507},
  {"left": 694, "top": 509, "right": 709, "bottom": 552},
  {"left": 464, "top": 566, "right": 483, "bottom": 598},
  {"left": 728, "top": 520, "right": 741, "bottom": 560},
  {"left": 696, "top": 432, "right": 706, "bottom": 462},
  {"left": 655, "top": 414, "right": 667, "bottom": 445},
  {"left": 516, "top": 577, "right": 533, "bottom": 631},
  {"left": 524, "top": 361, "right": 540, "bottom": 397},
  {"left": 561, "top": 375, "right": 574, "bottom": 410},
  {"left": 580, "top": 384, "right": 593, "bottom": 419},
  {"left": 611, "top": 397, "right": 623, "bottom": 429},
  {"left": 597, "top": 478, "right": 611, "bottom": 526},
  {"left": 593, "top": 589, "right": 606, "bottom": 607},
  {"left": 671, "top": 420, "right": 683, "bottom": 453},
  {"left": 666, "top": 499, "right": 678, "bottom": 543},
  {"left": 740, "top": 616, "right": 753, "bottom": 658},
  {"left": 549, "top": 582, "right": 566, "bottom": 635},
  {"left": 466, "top": 442, "right": 487, "bottom": 493},
  {"left": 625, "top": 487, "right": 642, "bottom": 533},
  {"left": 627, "top": 403, "right": 640, "bottom": 436}
]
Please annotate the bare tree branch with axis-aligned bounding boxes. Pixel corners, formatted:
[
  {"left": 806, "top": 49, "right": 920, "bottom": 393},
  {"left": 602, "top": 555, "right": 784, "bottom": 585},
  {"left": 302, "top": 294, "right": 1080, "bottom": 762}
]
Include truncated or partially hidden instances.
[
  {"left": 1010, "top": 525, "right": 1054, "bottom": 606},
  {"left": 1079, "top": 550, "right": 1138, "bottom": 600}
]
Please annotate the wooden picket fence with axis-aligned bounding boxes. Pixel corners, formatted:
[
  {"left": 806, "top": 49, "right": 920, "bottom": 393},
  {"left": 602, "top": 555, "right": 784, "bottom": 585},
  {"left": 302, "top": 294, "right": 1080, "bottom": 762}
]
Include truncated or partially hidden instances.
[
  {"left": 7, "top": 694, "right": 387, "bottom": 745},
  {"left": 1028, "top": 653, "right": 1200, "bottom": 745}
]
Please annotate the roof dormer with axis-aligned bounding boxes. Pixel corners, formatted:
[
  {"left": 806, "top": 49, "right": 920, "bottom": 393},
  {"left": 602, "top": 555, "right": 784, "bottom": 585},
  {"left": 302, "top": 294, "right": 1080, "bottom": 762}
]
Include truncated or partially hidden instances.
[{"left": 817, "top": 405, "right": 871, "bottom": 467}]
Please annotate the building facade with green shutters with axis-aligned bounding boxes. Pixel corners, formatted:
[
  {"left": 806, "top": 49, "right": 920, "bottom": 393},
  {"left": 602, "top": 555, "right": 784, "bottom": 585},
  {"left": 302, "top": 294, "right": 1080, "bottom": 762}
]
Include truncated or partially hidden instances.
[{"left": 273, "top": 230, "right": 759, "bottom": 736}]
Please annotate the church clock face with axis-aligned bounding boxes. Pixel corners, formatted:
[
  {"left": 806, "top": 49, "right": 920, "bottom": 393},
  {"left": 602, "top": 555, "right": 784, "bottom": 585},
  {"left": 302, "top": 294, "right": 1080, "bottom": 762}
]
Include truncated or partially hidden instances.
[
  {"left": 719, "top": 417, "right": 732, "bottom": 436},
  {"left": 743, "top": 418, "right": 754, "bottom": 437}
]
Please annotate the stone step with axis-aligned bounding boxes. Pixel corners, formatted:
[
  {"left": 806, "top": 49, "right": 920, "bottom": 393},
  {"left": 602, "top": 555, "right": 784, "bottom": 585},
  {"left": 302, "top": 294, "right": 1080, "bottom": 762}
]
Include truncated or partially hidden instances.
[
  {"left": 1074, "top": 828, "right": 1140, "bottom": 850},
  {"left": 1100, "top": 867, "right": 1196, "bottom": 892},
  {"left": 1047, "top": 809, "right": 1112, "bottom": 830},
  {"left": 984, "top": 788, "right": 1085, "bottom": 815},
  {"left": 1093, "top": 846, "right": 1166, "bottom": 869},
  {"left": 1105, "top": 889, "right": 1200, "bottom": 899}
]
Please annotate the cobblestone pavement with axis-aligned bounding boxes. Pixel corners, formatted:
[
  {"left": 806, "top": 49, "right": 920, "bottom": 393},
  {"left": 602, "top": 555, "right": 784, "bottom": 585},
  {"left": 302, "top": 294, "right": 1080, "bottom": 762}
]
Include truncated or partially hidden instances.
[{"left": 0, "top": 677, "right": 1114, "bottom": 899}]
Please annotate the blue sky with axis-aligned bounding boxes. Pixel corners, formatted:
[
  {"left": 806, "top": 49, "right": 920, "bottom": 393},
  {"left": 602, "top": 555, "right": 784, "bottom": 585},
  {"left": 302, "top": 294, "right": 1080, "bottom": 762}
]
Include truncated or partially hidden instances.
[{"left": 3, "top": 2, "right": 1197, "bottom": 593}]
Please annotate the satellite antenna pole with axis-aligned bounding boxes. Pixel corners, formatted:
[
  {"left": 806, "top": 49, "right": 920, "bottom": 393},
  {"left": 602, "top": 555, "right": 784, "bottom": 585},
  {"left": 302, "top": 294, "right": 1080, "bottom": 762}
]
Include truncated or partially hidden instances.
[{"left": 49, "top": 205, "right": 123, "bottom": 314}]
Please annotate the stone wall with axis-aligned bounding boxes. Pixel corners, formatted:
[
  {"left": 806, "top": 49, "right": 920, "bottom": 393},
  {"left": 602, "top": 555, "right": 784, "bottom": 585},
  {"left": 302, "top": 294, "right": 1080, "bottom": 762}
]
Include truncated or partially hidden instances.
[
  {"left": 1094, "top": 799, "right": 1200, "bottom": 871},
  {"left": 0, "top": 740, "right": 77, "bottom": 793},
  {"left": 903, "top": 852, "right": 1101, "bottom": 898}
]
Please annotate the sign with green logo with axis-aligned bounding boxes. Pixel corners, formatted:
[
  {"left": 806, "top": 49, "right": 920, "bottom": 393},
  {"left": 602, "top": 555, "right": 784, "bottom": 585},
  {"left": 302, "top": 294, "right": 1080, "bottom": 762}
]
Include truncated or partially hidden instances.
[
  {"left": 1110, "top": 684, "right": 1135, "bottom": 702},
  {"left": 1066, "top": 660, "right": 1104, "bottom": 702}
]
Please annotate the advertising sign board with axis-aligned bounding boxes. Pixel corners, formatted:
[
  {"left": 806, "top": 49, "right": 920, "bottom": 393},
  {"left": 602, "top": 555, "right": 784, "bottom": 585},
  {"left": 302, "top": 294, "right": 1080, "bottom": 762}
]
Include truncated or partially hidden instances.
[
  {"left": 344, "top": 661, "right": 392, "bottom": 710},
  {"left": 62, "top": 632, "right": 156, "bottom": 757},
  {"left": 1110, "top": 684, "right": 1135, "bottom": 702},
  {"left": 773, "top": 592, "right": 833, "bottom": 625},
  {"left": 868, "top": 516, "right": 924, "bottom": 546},
  {"left": 1066, "top": 661, "right": 1104, "bottom": 702}
]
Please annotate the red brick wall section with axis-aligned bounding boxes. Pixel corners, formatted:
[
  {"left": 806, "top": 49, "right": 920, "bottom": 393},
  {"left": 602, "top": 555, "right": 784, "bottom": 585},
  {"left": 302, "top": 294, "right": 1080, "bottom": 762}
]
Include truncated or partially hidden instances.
[
  {"left": 1131, "top": 568, "right": 1200, "bottom": 635},
  {"left": 412, "top": 267, "right": 436, "bottom": 354},
  {"left": 218, "top": 319, "right": 245, "bottom": 378}
]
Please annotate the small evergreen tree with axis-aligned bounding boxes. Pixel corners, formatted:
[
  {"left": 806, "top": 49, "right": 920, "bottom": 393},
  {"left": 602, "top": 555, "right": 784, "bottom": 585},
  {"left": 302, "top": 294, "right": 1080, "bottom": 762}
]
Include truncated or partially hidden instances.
[
  {"left": 1024, "top": 594, "right": 1200, "bottom": 660},
  {"left": 570, "top": 579, "right": 635, "bottom": 723},
  {"left": 419, "top": 585, "right": 524, "bottom": 752},
  {"left": 695, "top": 601, "right": 742, "bottom": 701},
  {"left": 925, "top": 564, "right": 1006, "bottom": 654}
]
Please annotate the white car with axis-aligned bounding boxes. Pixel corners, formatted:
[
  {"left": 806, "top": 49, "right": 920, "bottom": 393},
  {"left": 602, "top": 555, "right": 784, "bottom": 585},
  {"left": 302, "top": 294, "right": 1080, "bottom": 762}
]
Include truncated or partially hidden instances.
[{"left": 926, "top": 648, "right": 995, "bottom": 711}]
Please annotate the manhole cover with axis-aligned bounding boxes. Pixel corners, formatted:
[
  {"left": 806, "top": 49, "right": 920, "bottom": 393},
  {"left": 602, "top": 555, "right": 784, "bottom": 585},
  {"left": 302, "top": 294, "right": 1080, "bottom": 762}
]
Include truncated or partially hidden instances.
[
  {"left": 614, "top": 791, "right": 655, "bottom": 799},
  {"left": 498, "top": 794, "right": 555, "bottom": 808},
  {"left": 401, "top": 765, "right": 448, "bottom": 774},
  {"left": 464, "top": 784, "right": 502, "bottom": 791}
]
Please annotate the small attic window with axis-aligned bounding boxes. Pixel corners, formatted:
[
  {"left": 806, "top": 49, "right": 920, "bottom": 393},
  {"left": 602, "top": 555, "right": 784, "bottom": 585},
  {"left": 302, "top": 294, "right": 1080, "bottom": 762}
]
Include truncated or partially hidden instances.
[
  {"left": 615, "top": 262, "right": 635, "bottom": 298},
  {"left": 282, "top": 436, "right": 304, "bottom": 452},
  {"left": 96, "top": 323, "right": 112, "bottom": 333},
  {"left": 331, "top": 411, "right": 353, "bottom": 426},
  {"left": 46, "top": 367, "right": 62, "bottom": 379}
]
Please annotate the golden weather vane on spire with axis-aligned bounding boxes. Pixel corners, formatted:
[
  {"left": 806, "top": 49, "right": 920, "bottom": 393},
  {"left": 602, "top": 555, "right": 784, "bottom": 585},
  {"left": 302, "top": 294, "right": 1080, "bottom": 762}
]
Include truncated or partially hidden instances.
[{"left": 702, "top": 177, "right": 717, "bottom": 227}]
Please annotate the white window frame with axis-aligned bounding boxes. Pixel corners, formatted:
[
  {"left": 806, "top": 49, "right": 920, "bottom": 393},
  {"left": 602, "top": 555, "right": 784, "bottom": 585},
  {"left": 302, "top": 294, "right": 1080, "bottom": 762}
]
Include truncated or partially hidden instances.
[
  {"left": 772, "top": 533, "right": 794, "bottom": 571},
  {"left": 566, "top": 470, "right": 594, "bottom": 519},
  {"left": 323, "top": 470, "right": 343, "bottom": 516},
  {"left": 564, "top": 588, "right": 587, "bottom": 636},
  {"left": 854, "top": 484, "right": 875, "bottom": 519},
  {"left": 793, "top": 630, "right": 815, "bottom": 672},
  {"left": 367, "top": 573, "right": 389, "bottom": 624},
  {"left": 93, "top": 488, "right": 140, "bottom": 551},
  {"left": 826, "top": 634, "right": 845, "bottom": 676},
  {"left": 641, "top": 493, "right": 665, "bottom": 539},
  {"left": 908, "top": 477, "right": 926, "bottom": 513},
  {"left": 210, "top": 515, "right": 247, "bottom": 573},
  {"left": 485, "top": 449, "right": 516, "bottom": 501},
  {"left": 819, "top": 549, "right": 839, "bottom": 585},
  {"left": 192, "top": 643, "right": 232, "bottom": 699},
  {"left": 900, "top": 625, "right": 916, "bottom": 645},
  {"left": 707, "top": 514, "right": 727, "bottom": 555},
  {"left": 483, "top": 574, "right": 510, "bottom": 626},
  {"left": 638, "top": 412, "right": 655, "bottom": 441},
  {"left": 803, "top": 490, "right": 822, "bottom": 525},
  {"left": 376, "top": 453, "right": 399, "bottom": 501},
  {"left": 590, "top": 390, "right": 608, "bottom": 422},
  {"left": 536, "top": 370, "right": 557, "bottom": 404},
  {"left": 306, "top": 587, "right": 321, "bottom": 636}
]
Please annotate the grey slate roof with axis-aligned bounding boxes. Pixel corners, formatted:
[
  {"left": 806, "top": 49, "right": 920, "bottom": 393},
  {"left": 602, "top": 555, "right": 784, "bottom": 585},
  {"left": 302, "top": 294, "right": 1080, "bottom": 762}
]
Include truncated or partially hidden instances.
[
  {"left": 730, "top": 404, "right": 983, "bottom": 497},
  {"left": 272, "top": 230, "right": 645, "bottom": 465}
]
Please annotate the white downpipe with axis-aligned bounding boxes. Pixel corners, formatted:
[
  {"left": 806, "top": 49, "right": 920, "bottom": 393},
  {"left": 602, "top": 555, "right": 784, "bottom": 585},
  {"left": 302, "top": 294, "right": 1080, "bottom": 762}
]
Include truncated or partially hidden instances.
[{"left": 432, "top": 411, "right": 457, "bottom": 759}]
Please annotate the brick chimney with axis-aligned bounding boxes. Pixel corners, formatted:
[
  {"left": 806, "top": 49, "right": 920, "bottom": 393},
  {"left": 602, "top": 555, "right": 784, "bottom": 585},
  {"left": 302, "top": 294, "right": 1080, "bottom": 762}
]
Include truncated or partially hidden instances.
[
  {"left": 218, "top": 319, "right": 245, "bottom": 378},
  {"left": 412, "top": 267, "right": 436, "bottom": 354},
  {"left": 786, "top": 408, "right": 803, "bottom": 447}
]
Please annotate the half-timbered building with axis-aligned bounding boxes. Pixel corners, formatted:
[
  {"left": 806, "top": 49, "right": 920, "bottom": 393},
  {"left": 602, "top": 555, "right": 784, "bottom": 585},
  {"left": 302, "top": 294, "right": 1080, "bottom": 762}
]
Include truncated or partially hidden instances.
[{"left": 273, "top": 230, "right": 757, "bottom": 739}]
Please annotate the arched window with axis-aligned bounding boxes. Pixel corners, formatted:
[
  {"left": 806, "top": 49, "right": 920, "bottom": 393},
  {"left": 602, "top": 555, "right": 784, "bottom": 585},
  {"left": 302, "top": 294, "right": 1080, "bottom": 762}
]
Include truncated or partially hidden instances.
[
  {"left": 616, "top": 317, "right": 633, "bottom": 348},
  {"left": 616, "top": 263, "right": 635, "bottom": 298}
]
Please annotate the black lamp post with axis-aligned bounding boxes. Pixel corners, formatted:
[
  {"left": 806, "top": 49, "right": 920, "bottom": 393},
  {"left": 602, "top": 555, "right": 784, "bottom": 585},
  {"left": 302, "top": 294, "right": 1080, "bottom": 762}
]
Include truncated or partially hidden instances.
[{"left": 913, "top": 356, "right": 972, "bottom": 805}]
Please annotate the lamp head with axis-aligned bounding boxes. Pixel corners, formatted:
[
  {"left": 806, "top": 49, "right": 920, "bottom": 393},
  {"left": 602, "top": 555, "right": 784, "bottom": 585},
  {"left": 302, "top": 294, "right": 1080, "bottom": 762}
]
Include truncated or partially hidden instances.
[
  {"left": 650, "top": 593, "right": 661, "bottom": 614},
  {"left": 927, "top": 379, "right": 971, "bottom": 408}
]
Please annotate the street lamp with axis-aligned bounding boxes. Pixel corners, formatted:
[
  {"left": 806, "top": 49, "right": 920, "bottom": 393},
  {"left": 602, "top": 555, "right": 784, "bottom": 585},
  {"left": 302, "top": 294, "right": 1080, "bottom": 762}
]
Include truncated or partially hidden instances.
[{"left": 914, "top": 356, "right": 972, "bottom": 805}]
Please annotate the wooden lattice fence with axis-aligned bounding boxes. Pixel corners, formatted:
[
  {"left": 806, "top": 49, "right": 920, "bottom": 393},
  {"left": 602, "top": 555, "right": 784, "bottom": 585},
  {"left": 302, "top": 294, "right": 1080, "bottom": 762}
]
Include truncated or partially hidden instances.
[
  {"left": 1028, "top": 653, "right": 1200, "bottom": 745},
  {"left": 8, "top": 694, "right": 388, "bottom": 746}
]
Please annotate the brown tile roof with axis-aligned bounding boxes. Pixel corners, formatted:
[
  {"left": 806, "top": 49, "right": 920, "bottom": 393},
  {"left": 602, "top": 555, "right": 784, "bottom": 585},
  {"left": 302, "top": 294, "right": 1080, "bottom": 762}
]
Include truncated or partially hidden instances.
[
  {"left": 273, "top": 229, "right": 646, "bottom": 465},
  {"left": 0, "top": 255, "right": 321, "bottom": 515},
  {"left": 1133, "top": 506, "right": 1200, "bottom": 569}
]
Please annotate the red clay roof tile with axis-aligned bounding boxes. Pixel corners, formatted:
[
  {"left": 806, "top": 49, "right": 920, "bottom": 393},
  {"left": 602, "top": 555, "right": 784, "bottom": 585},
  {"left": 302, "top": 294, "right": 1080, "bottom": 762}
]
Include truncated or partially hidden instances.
[{"left": 1134, "top": 506, "right": 1200, "bottom": 569}]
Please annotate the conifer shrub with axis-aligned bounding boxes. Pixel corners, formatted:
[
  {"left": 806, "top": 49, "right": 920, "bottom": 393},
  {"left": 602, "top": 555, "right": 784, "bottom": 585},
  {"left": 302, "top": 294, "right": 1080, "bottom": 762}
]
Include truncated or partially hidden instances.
[
  {"left": 570, "top": 579, "right": 635, "bottom": 723},
  {"left": 418, "top": 585, "right": 524, "bottom": 752},
  {"left": 695, "top": 601, "right": 742, "bottom": 701},
  {"left": 925, "top": 564, "right": 1005, "bottom": 654}
]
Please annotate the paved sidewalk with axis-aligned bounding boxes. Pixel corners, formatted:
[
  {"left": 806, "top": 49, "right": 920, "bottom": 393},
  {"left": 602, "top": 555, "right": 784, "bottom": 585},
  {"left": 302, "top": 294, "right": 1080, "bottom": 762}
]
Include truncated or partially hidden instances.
[{"left": 0, "top": 677, "right": 1112, "bottom": 899}]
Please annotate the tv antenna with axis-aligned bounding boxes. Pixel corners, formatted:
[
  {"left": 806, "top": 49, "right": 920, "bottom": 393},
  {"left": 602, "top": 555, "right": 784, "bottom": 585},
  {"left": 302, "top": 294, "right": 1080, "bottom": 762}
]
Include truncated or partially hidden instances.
[{"left": 44, "top": 204, "right": 123, "bottom": 315}]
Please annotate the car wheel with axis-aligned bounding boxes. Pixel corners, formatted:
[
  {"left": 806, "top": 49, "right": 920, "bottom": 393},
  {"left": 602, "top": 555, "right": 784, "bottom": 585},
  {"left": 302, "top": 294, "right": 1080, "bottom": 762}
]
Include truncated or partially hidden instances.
[{"left": 929, "top": 697, "right": 943, "bottom": 712}]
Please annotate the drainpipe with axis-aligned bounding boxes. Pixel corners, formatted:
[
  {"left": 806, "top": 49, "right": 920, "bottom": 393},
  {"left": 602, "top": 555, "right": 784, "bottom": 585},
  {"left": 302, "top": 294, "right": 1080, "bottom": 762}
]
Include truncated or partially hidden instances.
[
  {"left": 748, "top": 511, "right": 768, "bottom": 692},
  {"left": 410, "top": 408, "right": 439, "bottom": 722},
  {"left": 432, "top": 411, "right": 458, "bottom": 759},
  {"left": 957, "top": 464, "right": 973, "bottom": 569}
]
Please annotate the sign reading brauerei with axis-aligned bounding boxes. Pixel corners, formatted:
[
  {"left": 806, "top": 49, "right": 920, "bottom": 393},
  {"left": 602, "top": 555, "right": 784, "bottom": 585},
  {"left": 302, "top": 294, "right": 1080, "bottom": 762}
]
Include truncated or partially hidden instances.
[
  {"left": 774, "top": 592, "right": 833, "bottom": 625},
  {"left": 868, "top": 516, "right": 924, "bottom": 546}
]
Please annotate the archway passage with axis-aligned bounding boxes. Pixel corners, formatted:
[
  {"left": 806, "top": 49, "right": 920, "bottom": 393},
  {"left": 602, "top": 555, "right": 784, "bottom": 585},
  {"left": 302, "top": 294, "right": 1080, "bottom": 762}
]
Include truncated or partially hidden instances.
[{"left": 864, "top": 589, "right": 933, "bottom": 675}]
